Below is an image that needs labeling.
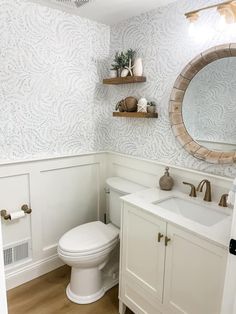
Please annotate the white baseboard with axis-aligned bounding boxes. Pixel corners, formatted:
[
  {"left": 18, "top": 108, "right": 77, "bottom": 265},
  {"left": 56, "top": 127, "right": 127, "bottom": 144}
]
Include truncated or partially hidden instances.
[{"left": 6, "top": 254, "right": 64, "bottom": 290}]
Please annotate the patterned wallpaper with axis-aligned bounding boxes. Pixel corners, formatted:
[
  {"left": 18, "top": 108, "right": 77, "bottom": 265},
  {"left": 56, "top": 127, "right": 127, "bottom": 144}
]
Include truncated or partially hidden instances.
[
  {"left": 183, "top": 57, "right": 236, "bottom": 149},
  {"left": 0, "top": 0, "right": 109, "bottom": 161},
  {"left": 0, "top": 0, "right": 235, "bottom": 178},
  {"left": 99, "top": 0, "right": 236, "bottom": 178}
]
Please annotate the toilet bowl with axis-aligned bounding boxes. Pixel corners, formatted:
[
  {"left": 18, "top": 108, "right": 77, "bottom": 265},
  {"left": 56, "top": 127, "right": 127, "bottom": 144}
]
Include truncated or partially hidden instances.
[
  {"left": 58, "top": 177, "right": 145, "bottom": 304},
  {"left": 58, "top": 221, "right": 119, "bottom": 304}
]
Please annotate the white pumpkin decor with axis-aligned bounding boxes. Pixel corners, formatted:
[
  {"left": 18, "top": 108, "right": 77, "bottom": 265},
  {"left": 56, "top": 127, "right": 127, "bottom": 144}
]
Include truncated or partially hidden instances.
[
  {"left": 121, "top": 68, "right": 129, "bottom": 77},
  {"left": 137, "top": 98, "right": 148, "bottom": 112},
  {"left": 133, "top": 57, "right": 143, "bottom": 76}
]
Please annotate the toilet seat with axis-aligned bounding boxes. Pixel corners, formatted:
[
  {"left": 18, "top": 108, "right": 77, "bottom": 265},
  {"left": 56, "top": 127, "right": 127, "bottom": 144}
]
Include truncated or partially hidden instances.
[{"left": 58, "top": 221, "right": 119, "bottom": 256}]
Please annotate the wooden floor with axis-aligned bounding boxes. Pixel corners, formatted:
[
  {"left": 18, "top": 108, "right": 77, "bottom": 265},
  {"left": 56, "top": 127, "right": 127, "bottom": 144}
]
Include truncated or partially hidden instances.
[{"left": 7, "top": 266, "right": 133, "bottom": 314}]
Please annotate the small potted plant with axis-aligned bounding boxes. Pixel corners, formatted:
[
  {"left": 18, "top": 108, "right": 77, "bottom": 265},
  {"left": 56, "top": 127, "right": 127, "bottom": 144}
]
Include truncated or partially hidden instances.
[
  {"left": 123, "top": 49, "right": 136, "bottom": 77},
  {"left": 111, "top": 49, "right": 136, "bottom": 77},
  {"left": 111, "top": 51, "right": 128, "bottom": 77},
  {"left": 147, "top": 101, "right": 156, "bottom": 113}
]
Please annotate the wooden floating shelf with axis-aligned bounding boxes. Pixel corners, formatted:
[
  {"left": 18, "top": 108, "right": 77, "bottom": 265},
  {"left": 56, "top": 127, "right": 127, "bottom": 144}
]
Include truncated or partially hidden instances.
[
  {"left": 103, "top": 76, "right": 146, "bottom": 85},
  {"left": 113, "top": 112, "right": 158, "bottom": 118}
]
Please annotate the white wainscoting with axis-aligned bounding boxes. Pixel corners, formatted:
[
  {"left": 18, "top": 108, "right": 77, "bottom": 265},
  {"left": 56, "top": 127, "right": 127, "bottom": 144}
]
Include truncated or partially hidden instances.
[
  {"left": 1, "top": 151, "right": 233, "bottom": 290},
  {"left": 1, "top": 153, "right": 107, "bottom": 290},
  {"left": 107, "top": 152, "right": 233, "bottom": 203}
]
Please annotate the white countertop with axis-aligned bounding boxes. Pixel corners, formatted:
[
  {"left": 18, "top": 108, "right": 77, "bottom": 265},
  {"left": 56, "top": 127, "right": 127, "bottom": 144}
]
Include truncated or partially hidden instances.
[{"left": 121, "top": 188, "right": 233, "bottom": 249}]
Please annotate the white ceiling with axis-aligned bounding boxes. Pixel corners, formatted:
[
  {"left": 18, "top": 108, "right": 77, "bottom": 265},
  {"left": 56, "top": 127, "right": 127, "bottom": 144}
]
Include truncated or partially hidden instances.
[{"left": 29, "top": 0, "right": 177, "bottom": 25}]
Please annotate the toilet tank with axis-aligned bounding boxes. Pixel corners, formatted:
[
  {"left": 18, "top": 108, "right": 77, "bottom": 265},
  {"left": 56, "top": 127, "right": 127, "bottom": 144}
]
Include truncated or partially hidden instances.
[{"left": 106, "top": 177, "right": 145, "bottom": 228}]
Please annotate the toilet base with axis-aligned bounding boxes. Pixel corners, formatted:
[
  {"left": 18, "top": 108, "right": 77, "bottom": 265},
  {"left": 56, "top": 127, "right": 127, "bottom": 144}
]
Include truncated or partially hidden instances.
[
  {"left": 66, "top": 259, "right": 119, "bottom": 305},
  {"left": 63, "top": 243, "right": 120, "bottom": 304},
  {"left": 66, "top": 275, "right": 118, "bottom": 304},
  {"left": 66, "top": 284, "right": 105, "bottom": 304}
]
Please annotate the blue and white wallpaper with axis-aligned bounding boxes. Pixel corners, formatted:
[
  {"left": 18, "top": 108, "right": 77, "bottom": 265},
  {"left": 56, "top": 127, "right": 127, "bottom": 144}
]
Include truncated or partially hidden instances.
[
  {"left": 0, "top": 0, "right": 109, "bottom": 160},
  {"left": 0, "top": 0, "right": 235, "bottom": 178},
  {"left": 100, "top": 0, "right": 236, "bottom": 178}
]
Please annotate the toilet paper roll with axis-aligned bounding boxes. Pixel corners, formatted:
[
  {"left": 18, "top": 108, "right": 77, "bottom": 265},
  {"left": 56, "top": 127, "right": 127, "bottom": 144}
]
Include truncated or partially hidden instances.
[{"left": 10, "top": 211, "right": 25, "bottom": 220}]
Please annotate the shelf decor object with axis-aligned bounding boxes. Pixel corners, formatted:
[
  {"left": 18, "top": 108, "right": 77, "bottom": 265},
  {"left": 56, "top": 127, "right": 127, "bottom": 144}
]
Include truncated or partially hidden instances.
[
  {"left": 103, "top": 76, "right": 146, "bottom": 85},
  {"left": 110, "top": 49, "right": 136, "bottom": 78},
  {"left": 133, "top": 57, "right": 143, "bottom": 76},
  {"left": 137, "top": 98, "right": 148, "bottom": 112},
  {"left": 116, "top": 97, "right": 138, "bottom": 112},
  {"left": 113, "top": 112, "right": 158, "bottom": 118}
]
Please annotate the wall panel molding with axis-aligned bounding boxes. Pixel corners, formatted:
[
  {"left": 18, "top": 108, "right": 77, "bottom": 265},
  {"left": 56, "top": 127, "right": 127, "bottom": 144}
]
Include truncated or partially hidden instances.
[{"left": 0, "top": 152, "right": 233, "bottom": 289}]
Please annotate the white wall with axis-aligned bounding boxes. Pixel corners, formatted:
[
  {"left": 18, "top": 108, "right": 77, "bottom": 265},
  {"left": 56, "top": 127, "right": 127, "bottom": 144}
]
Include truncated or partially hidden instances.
[
  {"left": 1, "top": 152, "right": 232, "bottom": 290},
  {"left": 107, "top": 152, "right": 233, "bottom": 203},
  {"left": 1, "top": 153, "right": 107, "bottom": 289},
  {"left": 0, "top": 221, "right": 7, "bottom": 314}
]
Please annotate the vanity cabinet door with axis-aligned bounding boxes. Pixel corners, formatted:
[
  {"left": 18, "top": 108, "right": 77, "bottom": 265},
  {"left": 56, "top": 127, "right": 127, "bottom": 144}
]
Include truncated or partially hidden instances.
[
  {"left": 163, "top": 224, "right": 227, "bottom": 314},
  {"left": 121, "top": 204, "right": 166, "bottom": 306}
]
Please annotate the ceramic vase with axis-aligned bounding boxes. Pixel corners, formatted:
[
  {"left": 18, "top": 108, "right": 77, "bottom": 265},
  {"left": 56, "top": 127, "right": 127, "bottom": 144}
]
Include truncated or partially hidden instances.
[
  {"left": 109, "top": 70, "right": 117, "bottom": 78},
  {"left": 133, "top": 58, "right": 143, "bottom": 76}
]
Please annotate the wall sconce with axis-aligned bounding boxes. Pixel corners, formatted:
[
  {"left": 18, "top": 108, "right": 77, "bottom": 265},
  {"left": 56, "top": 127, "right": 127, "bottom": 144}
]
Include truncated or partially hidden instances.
[
  {"left": 217, "top": 2, "right": 236, "bottom": 23},
  {"left": 185, "top": 12, "right": 199, "bottom": 23},
  {"left": 185, "top": 0, "right": 236, "bottom": 27},
  {"left": 186, "top": 12, "right": 199, "bottom": 36}
]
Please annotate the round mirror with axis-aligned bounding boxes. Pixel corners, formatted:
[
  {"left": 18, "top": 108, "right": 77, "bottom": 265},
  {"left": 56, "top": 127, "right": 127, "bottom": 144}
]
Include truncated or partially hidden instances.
[
  {"left": 183, "top": 57, "right": 236, "bottom": 153},
  {"left": 169, "top": 44, "right": 236, "bottom": 164}
]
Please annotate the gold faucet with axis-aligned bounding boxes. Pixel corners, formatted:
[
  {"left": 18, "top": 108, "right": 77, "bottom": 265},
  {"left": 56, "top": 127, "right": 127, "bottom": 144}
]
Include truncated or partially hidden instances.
[
  {"left": 218, "top": 194, "right": 228, "bottom": 207},
  {"left": 183, "top": 182, "right": 197, "bottom": 197},
  {"left": 197, "top": 180, "right": 212, "bottom": 202}
]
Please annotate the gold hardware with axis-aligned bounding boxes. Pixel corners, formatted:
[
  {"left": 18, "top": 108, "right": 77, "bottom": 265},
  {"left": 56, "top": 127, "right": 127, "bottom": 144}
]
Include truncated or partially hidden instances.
[
  {"left": 0, "top": 204, "right": 32, "bottom": 220},
  {"left": 21, "top": 204, "right": 32, "bottom": 214},
  {"left": 218, "top": 194, "right": 228, "bottom": 207},
  {"left": 197, "top": 180, "right": 212, "bottom": 202},
  {"left": 165, "top": 236, "right": 171, "bottom": 247},
  {"left": 183, "top": 182, "right": 197, "bottom": 197},
  {"left": 0, "top": 210, "right": 11, "bottom": 220},
  {"left": 158, "top": 233, "right": 164, "bottom": 242}
]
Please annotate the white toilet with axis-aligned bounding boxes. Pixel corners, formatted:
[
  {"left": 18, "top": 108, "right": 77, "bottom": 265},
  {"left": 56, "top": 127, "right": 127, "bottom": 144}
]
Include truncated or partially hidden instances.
[{"left": 58, "top": 177, "right": 145, "bottom": 304}]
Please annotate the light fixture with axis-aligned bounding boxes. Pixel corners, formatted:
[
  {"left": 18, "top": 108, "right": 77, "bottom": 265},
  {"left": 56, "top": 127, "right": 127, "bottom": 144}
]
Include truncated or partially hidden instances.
[
  {"left": 185, "top": 12, "right": 199, "bottom": 24},
  {"left": 185, "top": 0, "right": 236, "bottom": 26},
  {"left": 185, "top": 12, "right": 199, "bottom": 36},
  {"left": 217, "top": 2, "right": 236, "bottom": 23}
]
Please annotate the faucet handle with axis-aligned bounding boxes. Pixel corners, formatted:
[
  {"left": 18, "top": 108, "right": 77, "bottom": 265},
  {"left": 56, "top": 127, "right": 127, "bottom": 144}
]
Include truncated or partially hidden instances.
[
  {"left": 183, "top": 182, "right": 197, "bottom": 197},
  {"left": 218, "top": 194, "right": 228, "bottom": 207}
]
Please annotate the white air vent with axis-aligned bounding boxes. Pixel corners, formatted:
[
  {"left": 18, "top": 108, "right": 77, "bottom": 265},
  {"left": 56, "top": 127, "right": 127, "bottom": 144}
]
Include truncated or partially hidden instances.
[{"left": 3, "top": 240, "right": 30, "bottom": 267}]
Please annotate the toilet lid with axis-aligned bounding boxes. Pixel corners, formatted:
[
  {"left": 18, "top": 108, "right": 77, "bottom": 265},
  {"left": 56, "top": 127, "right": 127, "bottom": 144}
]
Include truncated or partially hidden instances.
[{"left": 58, "top": 221, "right": 119, "bottom": 254}]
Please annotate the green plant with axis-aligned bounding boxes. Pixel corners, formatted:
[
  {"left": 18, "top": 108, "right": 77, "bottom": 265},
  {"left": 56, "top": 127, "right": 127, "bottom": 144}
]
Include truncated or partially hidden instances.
[
  {"left": 112, "top": 51, "right": 128, "bottom": 69},
  {"left": 147, "top": 101, "right": 156, "bottom": 106},
  {"left": 126, "top": 49, "right": 136, "bottom": 62},
  {"left": 111, "top": 49, "right": 136, "bottom": 70}
]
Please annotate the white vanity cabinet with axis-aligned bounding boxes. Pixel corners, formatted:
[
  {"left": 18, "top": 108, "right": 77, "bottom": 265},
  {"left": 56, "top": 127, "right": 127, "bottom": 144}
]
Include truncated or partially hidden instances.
[{"left": 119, "top": 203, "right": 227, "bottom": 314}]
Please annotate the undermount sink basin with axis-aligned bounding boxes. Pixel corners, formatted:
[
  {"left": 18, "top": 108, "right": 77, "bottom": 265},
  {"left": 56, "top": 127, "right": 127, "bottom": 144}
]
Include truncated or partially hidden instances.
[{"left": 153, "top": 196, "right": 229, "bottom": 227}]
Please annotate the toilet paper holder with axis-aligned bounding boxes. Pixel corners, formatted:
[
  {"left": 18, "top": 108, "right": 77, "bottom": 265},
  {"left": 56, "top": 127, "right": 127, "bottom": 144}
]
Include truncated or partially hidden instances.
[{"left": 1, "top": 204, "right": 32, "bottom": 221}]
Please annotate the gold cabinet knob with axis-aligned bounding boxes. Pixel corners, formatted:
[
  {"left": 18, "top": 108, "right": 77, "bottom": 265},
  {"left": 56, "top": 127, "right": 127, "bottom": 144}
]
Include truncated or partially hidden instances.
[
  {"left": 165, "top": 236, "right": 171, "bottom": 246},
  {"left": 158, "top": 232, "right": 164, "bottom": 242}
]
